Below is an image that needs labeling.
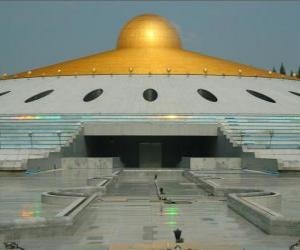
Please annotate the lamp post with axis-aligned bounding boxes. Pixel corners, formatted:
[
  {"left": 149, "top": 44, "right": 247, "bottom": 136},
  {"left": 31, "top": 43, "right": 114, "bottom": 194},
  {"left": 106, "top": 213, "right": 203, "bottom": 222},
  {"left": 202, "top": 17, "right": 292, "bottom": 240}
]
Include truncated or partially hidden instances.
[
  {"left": 56, "top": 131, "right": 62, "bottom": 146},
  {"left": 240, "top": 131, "right": 245, "bottom": 146},
  {"left": 269, "top": 130, "right": 274, "bottom": 149},
  {"left": 28, "top": 131, "right": 33, "bottom": 149}
]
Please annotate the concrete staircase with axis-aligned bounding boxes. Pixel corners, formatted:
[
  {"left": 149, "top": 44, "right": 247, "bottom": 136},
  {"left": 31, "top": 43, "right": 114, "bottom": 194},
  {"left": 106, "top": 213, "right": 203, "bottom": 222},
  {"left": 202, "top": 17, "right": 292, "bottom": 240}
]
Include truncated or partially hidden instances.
[
  {"left": 0, "top": 116, "right": 82, "bottom": 171},
  {"left": 220, "top": 116, "right": 300, "bottom": 171},
  {"left": 1, "top": 113, "right": 300, "bottom": 171}
]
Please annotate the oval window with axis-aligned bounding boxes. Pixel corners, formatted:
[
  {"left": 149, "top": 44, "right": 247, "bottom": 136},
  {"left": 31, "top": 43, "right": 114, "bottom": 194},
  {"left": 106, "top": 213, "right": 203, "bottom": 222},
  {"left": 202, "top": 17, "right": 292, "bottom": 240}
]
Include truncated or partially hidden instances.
[
  {"left": 0, "top": 91, "right": 11, "bottom": 97},
  {"left": 143, "top": 89, "right": 158, "bottom": 102},
  {"left": 83, "top": 89, "right": 103, "bottom": 102},
  {"left": 25, "top": 90, "right": 54, "bottom": 103},
  {"left": 289, "top": 91, "right": 300, "bottom": 97},
  {"left": 197, "top": 89, "right": 217, "bottom": 102},
  {"left": 246, "top": 90, "right": 276, "bottom": 103}
]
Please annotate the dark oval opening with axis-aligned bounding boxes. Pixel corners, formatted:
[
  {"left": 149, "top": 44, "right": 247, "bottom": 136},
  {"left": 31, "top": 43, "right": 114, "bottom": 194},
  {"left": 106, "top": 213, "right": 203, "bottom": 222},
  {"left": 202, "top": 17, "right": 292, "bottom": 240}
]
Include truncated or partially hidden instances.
[
  {"left": 83, "top": 89, "right": 103, "bottom": 102},
  {"left": 289, "top": 91, "right": 300, "bottom": 97},
  {"left": 143, "top": 89, "right": 158, "bottom": 102},
  {"left": 197, "top": 89, "right": 218, "bottom": 102},
  {"left": 0, "top": 91, "right": 11, "bottom": 97},
  {"left": 246, "top": 90, "right": 276, "bottom": 103},
  {"left": 25, "top": 90, "right": 54, "bottom": 103}
]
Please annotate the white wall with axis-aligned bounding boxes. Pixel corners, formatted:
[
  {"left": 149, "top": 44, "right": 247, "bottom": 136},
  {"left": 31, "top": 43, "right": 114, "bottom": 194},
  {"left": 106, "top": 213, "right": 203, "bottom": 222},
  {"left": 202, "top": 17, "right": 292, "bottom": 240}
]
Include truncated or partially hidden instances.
[
  {"left": 84, "top": 122, "right": 217, "bottom": 136},
  {"left": 0, "top": 75, "right": 299, "bottom": 115}
]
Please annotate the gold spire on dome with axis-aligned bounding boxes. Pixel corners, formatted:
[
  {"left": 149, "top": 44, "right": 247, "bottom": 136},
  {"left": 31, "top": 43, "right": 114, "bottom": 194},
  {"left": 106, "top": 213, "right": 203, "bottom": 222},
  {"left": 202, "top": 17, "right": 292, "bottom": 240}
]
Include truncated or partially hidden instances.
[{"left": 5, "top": 14, "right": 297, "bottom": 80}]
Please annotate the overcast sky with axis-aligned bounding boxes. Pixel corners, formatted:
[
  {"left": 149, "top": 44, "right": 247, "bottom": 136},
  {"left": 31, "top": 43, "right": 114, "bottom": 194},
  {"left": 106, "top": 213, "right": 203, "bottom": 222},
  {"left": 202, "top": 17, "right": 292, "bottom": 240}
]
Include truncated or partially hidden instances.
[{"left": 0, "top": 1, "right": 299, "bottom": 75}]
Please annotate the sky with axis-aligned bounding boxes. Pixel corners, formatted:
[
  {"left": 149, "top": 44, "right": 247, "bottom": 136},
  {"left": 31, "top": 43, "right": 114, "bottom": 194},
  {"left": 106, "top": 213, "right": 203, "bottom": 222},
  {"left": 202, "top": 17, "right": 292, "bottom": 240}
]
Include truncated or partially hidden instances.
[{"left": 0, "top": 1, "right": 299, "bottom": 75}]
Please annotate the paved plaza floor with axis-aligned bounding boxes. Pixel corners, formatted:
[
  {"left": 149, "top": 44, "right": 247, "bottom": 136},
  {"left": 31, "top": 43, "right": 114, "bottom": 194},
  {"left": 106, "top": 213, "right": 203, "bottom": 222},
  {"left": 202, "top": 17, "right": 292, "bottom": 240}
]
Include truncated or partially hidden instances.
[{"left": 0, "top": 168, "right": 299, "bottom": 250}]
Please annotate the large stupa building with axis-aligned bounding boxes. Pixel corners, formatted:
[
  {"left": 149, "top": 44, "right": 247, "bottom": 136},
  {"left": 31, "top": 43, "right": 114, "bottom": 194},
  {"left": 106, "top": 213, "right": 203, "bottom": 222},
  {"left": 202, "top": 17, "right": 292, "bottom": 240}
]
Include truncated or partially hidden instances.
[
  {"left": 2, "top": 13, "right": 300, "bottom": 249},
  {"left": 0, "top": 13, "right": 299, "bottom": 170}
]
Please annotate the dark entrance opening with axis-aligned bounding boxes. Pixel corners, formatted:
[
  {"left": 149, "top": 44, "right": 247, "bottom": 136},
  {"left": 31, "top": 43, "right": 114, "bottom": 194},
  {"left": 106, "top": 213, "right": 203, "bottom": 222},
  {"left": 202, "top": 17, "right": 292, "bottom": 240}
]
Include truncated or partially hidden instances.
[{"left": 85, "top": 136, "right": 217, "bottom": 168}]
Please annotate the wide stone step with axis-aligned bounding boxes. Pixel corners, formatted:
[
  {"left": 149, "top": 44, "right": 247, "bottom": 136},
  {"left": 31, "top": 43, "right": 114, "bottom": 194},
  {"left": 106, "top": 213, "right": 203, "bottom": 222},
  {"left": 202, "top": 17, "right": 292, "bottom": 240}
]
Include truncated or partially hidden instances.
[
  {"left": 0, "top": 122, "right": 81, "bottom": 125},
  {"left": 0, "top": 154, "right": 46, "bottom": 160},
  {"left": 0, "top": 148, "right": 59, "bottom": 154},
  {"left": 224, "top": 120, "right": 300, "bottom": 124},
  {"left": 0, "top": 160, "right": 27, "bottom": 171},
  {"left": 0, "top": 132, "right": 75, "bottom": 136},
  {"left": 231, "top": 138, "right": 300, "bottom": 142},
  {"left": 0, "top": 135, "right": 71, "bottom": 139},
  {"left": 224, "top": 117, "right": 300, "bottom": 120},
  {"left": 0, "top": 145, "right": 59, "bottom": 149},
  {"left": 223, "top": 124, "right": 300, "bottom": 128},
  {"left": 225, "top": 132, "right": 300, "bottom": 136},
  {"left": 278, "top": 160, "right": 300, "bottom": 171},
  {"left": 243, "top": 148, "right": 300, "bottom": 154},
  {"left": 232, "top": 141, "right": 300, "bottom": 147},
  {"left": 0, "top": 127, "right": 79, "bottom": 131},
  {"left": 246, "top": 144, "right": 300, "bottom": 149},
  {"left": 0, "top": 139, "right": 68, "bottom": 144},
  {"left": 0, "top": 129, "right": 77, "bottom": 133},
  {"left": 0, "top": 138, "right": 69, "bottom": 142},
  {"left": 228, "top": 128, "right": 300, "bottom": 132},
  {"left": 255, "top": 154, "right": 300, "bottom": 161}
]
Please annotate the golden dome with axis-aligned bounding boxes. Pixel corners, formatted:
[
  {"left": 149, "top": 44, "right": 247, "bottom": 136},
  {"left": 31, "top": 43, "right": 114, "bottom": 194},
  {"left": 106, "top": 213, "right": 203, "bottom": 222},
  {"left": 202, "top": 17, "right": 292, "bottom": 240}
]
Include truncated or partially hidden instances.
[
  {"left": 117, "top": 14, "right": 181, "bottom": 49},
  {"left": 4, "top": 14, "right": 297, "bottom": 80}
]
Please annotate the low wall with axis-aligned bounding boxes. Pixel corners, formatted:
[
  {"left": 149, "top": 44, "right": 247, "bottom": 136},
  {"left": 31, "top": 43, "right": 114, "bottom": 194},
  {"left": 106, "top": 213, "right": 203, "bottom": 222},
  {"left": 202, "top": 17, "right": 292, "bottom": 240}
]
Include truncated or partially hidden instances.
[
  {"left": 27, "top": 130, "right": 87, "bottom": 172},
  {"left": 189, "top": 157, "right": 241, "bottom": 170},
  {"left": 27, "top": 151, "right": 62, "bottom": 171},
  {"left": 278, "top": 160, "right": 300, "bottom": 171},
  {"left": 179, "top": 157, "right": 241, "bottom": 170},
  {"left": 183, "top": 171, "right": 259, "bottom": 196},
  {"left": 241, "top": 152, "right": 278, "bottom": 172},
  {"left": 0, "top": 160, "right": 27, "bottom": 171},
  {"left": 228, "top": 192, "right": 300, "bottom": 236},
  {"left": 185, "top": 170, "right": 300, "bottom": 236},
  {"left": 0, "top": 171, "right": 121, "bottom": 238},
  {"left": 61, "top": 157, "right": 123, "bottom": 176}
]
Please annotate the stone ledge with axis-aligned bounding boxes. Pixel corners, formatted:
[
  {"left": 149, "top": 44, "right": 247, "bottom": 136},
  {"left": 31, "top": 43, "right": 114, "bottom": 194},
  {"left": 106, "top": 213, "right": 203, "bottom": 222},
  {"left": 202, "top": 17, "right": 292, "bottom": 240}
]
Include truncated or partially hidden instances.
[
  {"left": 228, "top": 192, "right": 300, "bottom": 236},
  {"left": 183, "top": 170, "right": 260, "bottom": 196},
  {"left": 0, "top": 170, "right": 121, "bottom": 235},
  {"left": 184, "top": 170, "right": 300, "bottom": 236}
]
